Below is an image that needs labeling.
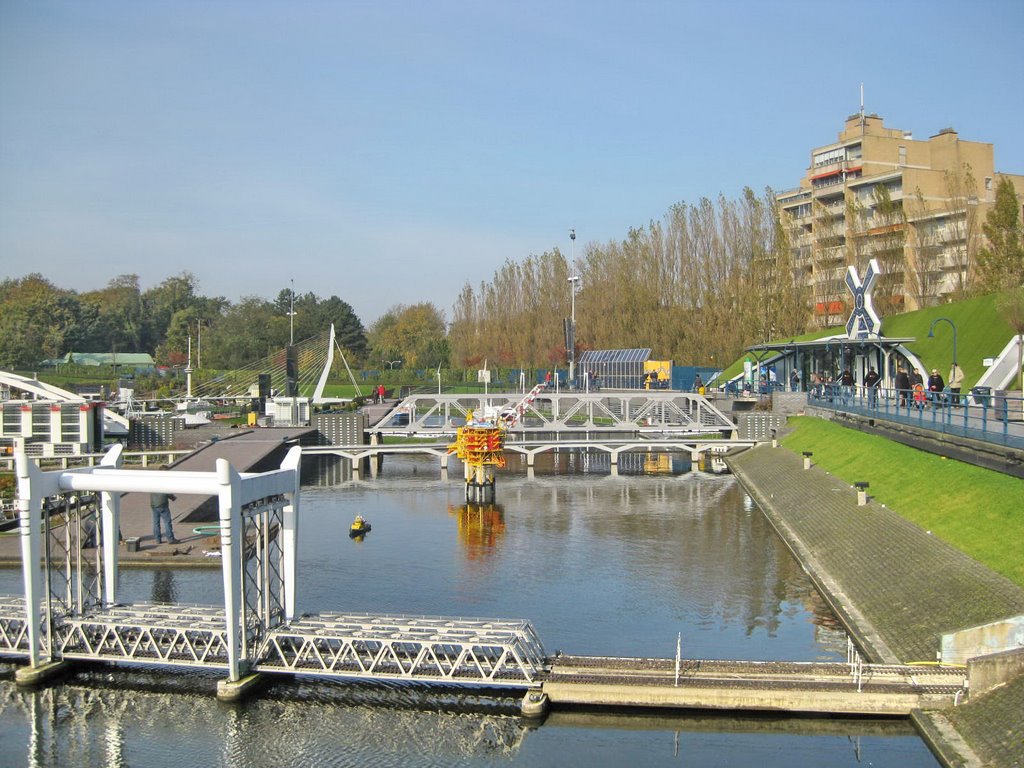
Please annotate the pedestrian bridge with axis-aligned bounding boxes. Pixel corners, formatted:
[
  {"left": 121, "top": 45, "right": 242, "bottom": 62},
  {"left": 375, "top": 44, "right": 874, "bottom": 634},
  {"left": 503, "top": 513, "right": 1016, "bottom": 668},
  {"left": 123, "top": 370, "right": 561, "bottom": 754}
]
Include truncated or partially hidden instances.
[
  {"left": 376, "top": 391, "right": 737, "bottom": 438},
  {"left": 0, "top": 599, "right": 545, "bottom": 687},
  {"left": 303, "top": 437, "right": 756, "bottom": 477},
  {"left": 1, "top": 446, "right": 546, "bottom": 695}
]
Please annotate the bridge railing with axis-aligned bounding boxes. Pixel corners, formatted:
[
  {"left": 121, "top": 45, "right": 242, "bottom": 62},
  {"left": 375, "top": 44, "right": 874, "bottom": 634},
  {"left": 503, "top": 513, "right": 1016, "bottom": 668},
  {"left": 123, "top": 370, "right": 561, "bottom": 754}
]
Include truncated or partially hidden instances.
[{"left": 808, "top": 386, "right": 1024, "bottom": 450}]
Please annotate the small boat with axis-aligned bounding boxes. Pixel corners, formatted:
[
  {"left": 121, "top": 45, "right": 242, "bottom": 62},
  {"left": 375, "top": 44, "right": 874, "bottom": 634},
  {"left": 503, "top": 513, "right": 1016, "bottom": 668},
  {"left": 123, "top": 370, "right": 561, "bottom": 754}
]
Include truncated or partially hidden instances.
[{"left": 349, "top": 515, "right": 371, "bottom": 538}]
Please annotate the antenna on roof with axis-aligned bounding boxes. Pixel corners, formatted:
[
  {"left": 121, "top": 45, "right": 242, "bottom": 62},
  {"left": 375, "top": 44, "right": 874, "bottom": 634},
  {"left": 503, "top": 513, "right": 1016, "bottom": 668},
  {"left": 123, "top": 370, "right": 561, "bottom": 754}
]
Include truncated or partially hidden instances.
[{"left": 859, "top": 83, "right": 865, "bottom": 135}]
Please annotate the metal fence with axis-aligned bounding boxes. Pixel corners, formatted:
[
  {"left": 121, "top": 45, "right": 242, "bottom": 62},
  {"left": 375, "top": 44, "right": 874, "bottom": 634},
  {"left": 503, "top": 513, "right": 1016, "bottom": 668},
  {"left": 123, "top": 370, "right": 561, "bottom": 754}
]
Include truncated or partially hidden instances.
[{"left": 807, "top": 385, "right": 1024, "bottom": 450}]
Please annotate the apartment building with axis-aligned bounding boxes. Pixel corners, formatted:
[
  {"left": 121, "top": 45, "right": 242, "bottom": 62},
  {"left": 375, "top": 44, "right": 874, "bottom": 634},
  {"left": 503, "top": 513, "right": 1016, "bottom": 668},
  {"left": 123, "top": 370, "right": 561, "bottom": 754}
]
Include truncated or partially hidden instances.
[{"left": 777, "top": 113, "right": 1024, "bottom": 326}]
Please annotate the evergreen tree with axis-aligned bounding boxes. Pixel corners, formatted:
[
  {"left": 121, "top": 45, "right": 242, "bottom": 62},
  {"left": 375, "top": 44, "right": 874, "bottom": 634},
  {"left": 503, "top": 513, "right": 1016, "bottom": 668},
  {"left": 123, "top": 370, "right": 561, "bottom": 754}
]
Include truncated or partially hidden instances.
[{"left": 976, "top": 176, "right": 1024, "bottom": 292}]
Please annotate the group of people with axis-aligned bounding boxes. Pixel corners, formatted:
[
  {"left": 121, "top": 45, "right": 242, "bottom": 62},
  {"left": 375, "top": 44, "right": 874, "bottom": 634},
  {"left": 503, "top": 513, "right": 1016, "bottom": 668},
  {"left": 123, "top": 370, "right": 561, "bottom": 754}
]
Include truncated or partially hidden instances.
[
  {"left": 809, "top": 363, "right": 964, "bottom": 408},
  {"left": 893, "top": 364, "right": 964, "bottom": 408}
]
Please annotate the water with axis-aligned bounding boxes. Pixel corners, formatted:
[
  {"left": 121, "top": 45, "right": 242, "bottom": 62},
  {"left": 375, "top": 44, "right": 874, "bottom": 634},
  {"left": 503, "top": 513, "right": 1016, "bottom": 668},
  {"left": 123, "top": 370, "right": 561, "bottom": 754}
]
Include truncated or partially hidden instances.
[{"left": 0, "top": 453, "right": 937, "bottom": 766}]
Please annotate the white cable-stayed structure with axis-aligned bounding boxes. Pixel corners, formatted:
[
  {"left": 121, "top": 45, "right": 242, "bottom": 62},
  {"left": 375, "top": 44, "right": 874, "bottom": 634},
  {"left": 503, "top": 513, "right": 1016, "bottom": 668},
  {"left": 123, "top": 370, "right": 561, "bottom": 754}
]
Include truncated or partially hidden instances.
[{"left": 186, "top": 324, "right": 358, "bottom": 404}]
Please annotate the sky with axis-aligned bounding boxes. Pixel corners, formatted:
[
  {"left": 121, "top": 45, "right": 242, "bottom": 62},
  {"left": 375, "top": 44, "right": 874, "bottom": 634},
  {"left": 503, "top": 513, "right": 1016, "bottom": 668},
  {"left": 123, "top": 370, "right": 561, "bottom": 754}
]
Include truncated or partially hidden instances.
[{"left": 2, "top": 0, "right": 1023, "bottom": 327}]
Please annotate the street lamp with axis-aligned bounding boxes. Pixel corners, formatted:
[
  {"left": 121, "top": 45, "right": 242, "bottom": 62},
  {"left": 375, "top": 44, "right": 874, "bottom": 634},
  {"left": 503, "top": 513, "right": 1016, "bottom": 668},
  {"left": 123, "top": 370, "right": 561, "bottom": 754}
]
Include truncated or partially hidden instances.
[
  {"left": 568, "top": 228, "right": 580, "bottom": 386},
  {"left": 288, "top": 279, "right": 297, "bottom": 345},
  {"left": 385, "top": 360, "right": 402, "bottom": 370},
  {"left": 928, "top": 317, "right": 958, "bottom": 367}
]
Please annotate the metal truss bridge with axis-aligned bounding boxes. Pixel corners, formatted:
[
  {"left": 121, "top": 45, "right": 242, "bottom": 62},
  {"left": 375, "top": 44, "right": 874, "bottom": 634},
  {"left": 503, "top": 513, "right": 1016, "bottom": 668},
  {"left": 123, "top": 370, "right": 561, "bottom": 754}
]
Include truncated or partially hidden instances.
[
  {"left": 0, "top": 445, "right": 545, "bottom": 694},
  {"left": 376, "top": 391, "right": 737, "bottom": 438},
  {"left": 0, "top": 601, "right": 545, "bottom": 687}
]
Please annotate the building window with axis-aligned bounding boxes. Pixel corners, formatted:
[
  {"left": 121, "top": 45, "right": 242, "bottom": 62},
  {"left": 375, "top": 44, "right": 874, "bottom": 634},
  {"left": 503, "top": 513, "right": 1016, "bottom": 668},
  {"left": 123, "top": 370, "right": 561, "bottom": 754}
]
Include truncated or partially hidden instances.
[
  {"left": 985, "top": 177, "right": 993, "bottom": 191},
  {"left": 898, "top": 145, "right": 906, "bottom": 165}
]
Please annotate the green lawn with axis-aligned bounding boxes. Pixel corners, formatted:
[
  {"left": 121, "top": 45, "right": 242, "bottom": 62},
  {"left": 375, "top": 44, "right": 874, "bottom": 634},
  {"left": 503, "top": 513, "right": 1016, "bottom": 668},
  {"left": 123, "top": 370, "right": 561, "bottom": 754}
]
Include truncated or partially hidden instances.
[{"left": 781, "top": 416, "right": 1024, "bottom": 586}]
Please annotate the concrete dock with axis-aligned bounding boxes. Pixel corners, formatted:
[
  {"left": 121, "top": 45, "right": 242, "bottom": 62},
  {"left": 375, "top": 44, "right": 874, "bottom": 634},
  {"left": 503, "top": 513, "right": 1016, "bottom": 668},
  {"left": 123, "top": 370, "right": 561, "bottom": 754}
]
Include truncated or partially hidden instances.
[
  {"left": 729, "top": 443, "right": 1024, "bottom": 767},
  {"left": 541, "top": 655, "right": 965, "bottom": 716}
]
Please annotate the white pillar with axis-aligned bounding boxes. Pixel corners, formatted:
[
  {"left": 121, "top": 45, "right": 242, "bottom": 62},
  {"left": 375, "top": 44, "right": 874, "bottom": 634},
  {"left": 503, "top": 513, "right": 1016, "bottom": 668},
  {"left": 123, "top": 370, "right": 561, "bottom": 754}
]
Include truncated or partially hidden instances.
[
  {"left": 216, "top": 458, "right": 244, "bottom": 681},
  {"left": 99, "top": 445, "right": 124, "bottom": 606},
  {"left": 279, "top": 446, "right": 301, "bottom": 622},
  {"left": 16, "top": 454, "right": 44, "bottom": 667}
]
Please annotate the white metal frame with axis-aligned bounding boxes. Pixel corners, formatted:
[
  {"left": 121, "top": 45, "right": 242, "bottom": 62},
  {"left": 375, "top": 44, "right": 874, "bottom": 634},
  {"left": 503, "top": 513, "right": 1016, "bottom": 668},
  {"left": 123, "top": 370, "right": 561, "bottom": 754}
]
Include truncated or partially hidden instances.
[{"left": 15, "top": 444, "right": 302, "bottom": 680}]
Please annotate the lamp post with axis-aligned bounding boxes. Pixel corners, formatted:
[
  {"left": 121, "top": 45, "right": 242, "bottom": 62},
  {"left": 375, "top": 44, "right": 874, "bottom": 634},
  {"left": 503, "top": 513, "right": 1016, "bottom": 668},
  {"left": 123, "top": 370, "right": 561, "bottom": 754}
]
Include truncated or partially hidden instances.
[
  {"left": 385, "top": 360, "right": 402, "bottom": 370},
  {"left": 288, "top": 279, "right": 297, "bottom": 345},
  {"left": 928, "top": 317, "right": 958, "bottom": 367},
  {"left": 568, "top": 228, "right": 580, "bottom": 387}
]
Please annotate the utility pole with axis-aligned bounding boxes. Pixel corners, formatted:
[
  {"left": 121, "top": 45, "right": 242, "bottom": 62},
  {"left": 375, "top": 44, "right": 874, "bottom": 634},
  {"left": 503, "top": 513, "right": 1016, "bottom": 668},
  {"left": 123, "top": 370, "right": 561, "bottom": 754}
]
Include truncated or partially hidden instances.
[{"left": 568, "top": 228, "right": 579, "bottom": 387}]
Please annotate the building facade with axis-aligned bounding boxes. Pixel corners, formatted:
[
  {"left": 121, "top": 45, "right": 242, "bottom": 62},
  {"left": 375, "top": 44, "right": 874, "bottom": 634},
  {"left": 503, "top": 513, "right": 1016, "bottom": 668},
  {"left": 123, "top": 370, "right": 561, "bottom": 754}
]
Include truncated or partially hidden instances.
[{"left": 777, "top": 113, "right": 1024, "bottom": 326}]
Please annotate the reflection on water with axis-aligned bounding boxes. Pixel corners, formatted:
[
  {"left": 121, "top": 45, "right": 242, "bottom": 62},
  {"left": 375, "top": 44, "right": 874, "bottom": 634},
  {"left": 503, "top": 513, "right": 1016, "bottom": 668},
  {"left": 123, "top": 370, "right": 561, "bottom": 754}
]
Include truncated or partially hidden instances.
[
  {"left": 449, "top": 503, "right": 506, "bottom": 561},
  {"left": 0, "top": 669, "right": 937, "bottom": 768},
  {"left": 0, "top": 454, "right": 938, "bottom": 766},
  {"left": 151, "top": 569, "right": 177, "bottom": 604}
]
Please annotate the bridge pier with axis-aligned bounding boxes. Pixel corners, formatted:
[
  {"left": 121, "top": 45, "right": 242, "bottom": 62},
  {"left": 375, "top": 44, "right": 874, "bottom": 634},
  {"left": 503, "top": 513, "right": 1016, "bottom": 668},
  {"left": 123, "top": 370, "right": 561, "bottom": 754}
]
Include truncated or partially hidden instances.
[
  {"left": 216, "top": 671, "right": 269, "bottom": 702},
  {"left": 14, "top": 660, "right": 72, "bottom": 687},
  {"left": 520, "top": 689, "right": 549, "bottom": 718},
  {"left": 466, "top": 477, "right": 496, "bottom": 504}
]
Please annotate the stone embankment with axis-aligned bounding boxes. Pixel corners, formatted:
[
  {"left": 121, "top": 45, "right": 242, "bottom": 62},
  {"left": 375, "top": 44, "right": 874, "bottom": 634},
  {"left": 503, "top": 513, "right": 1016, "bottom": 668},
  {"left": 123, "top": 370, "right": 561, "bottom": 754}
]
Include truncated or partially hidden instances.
[{"left": 729, "top": 443, "right": 1024, "bottom": 768}]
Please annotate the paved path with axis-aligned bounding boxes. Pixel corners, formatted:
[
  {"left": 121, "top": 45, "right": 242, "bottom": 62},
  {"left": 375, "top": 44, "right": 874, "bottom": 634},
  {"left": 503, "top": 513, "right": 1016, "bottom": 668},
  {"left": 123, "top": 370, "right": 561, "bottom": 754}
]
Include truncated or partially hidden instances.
[{"left": 730, "top": 443, "right": 1024, "bottom": 767}]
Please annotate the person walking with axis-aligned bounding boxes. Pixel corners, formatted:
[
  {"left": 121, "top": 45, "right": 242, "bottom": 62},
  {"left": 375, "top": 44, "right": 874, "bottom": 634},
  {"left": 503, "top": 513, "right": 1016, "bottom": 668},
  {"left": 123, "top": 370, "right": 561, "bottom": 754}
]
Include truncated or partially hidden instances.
[
  {"left": 840, "top": 368, "right": 854, "bottom": 404},
  {"left": 150, "top": 468, "right": 178, "bottom": 545},
  {"left": 863, "top": 367, "right": 880, "bottom": 407},
  {"left": 948, "top": 363, "right": 964, "bottom": 406},
  {"left": 927, "top": 368, "right": 945, "bottom": 406},
  {"left": 894, "top": 367, "right": 911, "bottom": 407}
]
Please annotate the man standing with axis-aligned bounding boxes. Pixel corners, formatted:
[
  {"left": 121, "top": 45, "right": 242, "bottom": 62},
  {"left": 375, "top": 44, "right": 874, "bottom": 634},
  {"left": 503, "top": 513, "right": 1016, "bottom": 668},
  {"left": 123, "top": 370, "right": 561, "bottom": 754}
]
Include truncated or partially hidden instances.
[
  {"left": 948, "top": 363, "right": 965, "bottom": 406},
  {"left": 863, "top": 367, "right": 880, "bottom": 407},
  {"left": 927, "top": 368, "right": 945, "bottom": 406},
  {"left": 150, "top": 468, "right": 178, "bottom": 545},
  {"left": 894, "top": 366, "right": 911, "bottom": 407}
]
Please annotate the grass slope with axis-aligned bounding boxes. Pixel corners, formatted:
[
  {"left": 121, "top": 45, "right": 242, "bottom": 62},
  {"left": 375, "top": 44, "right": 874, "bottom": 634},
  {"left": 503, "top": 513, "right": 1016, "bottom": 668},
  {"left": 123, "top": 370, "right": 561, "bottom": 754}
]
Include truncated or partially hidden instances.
[{"left": 781, "top": 415, "right": 1024, "bottom": 586}]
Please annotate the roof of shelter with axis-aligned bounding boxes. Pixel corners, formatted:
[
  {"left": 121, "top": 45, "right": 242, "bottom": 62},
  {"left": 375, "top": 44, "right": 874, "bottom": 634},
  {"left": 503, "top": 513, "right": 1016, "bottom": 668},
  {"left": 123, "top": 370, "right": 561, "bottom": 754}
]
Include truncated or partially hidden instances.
[
  {"left": 744, "top": 335, "right": 916, "bottom": 356},
  {"left": 43, "top": 352, "right": 157, "bottom": 367},
  {"left": 578, "top": 348, "right": 652, "bottom": 364}
]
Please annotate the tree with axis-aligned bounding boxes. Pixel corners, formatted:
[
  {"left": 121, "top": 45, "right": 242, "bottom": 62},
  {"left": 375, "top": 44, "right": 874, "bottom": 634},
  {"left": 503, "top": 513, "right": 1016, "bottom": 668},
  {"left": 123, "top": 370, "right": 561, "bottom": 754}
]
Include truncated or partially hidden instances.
[
  {"left": 976, "top": 176, "right": 1024, "bottom": 293},
  {"left": 0, "top": 275, "right": 81, "bottom": 367},
  {"left": 78, "top": 275, "right": 146, "bottom": 353},
  {"left": 368, "top": 303, "right": 448, "bottom": 369},
  {"left": 141, "top": 273, "right": 199, "bottom": 351},
  {"left": 203, "top": 296, "right": 280, "bottom": 369}
]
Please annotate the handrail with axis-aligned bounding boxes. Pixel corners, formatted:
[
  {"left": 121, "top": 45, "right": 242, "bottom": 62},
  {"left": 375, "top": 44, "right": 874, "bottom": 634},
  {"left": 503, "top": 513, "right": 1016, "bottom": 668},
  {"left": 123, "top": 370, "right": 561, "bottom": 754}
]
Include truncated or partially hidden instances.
[{"left": 806, "top": 384, "right": 1024, "bottom": 450}]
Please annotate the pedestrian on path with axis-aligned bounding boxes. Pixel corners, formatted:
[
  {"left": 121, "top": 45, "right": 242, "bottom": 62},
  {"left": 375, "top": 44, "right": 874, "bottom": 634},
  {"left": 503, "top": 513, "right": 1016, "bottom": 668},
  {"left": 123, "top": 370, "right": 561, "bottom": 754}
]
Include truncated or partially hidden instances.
[
  {"left": 948, "top": 363, "right": 964, "bottom": 406},
  {"left": 150, "top": 469, "right": 178, "bottom": 545},
  {"left": 863, "top": 367, "right": 880, "bottom": 407},
  {"left": 894, "top": 366, "right": 911, "bottom": 407},
  {"left": 927, "top": 368, "right": 945, "bottom": 406}
]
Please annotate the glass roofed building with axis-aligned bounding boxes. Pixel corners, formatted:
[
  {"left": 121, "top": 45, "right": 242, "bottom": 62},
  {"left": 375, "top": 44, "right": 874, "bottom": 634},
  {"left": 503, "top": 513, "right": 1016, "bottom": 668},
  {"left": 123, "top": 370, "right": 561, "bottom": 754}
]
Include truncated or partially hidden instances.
[{"left": 577, "top": 349, "right": 652, "bottom": 390}]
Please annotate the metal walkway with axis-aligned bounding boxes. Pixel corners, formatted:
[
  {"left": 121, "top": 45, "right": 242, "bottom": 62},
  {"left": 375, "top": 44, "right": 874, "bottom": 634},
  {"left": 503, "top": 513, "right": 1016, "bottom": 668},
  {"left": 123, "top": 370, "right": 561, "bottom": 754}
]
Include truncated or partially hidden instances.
[
  {"left": 376, "top": 391, "right": 737, "bottom": 438},
  {"left": 2, "top": 445, "right": 546, "bottom": 691},
  {"left": 0, "top": 601, "right": 546, "bottom": 686}
]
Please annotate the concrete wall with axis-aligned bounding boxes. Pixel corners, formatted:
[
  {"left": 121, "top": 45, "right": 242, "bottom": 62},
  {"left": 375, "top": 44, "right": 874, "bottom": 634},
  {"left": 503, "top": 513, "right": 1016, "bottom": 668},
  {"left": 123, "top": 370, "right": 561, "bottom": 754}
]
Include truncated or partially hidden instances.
[
  {"left": 942, "top": 614, "right": 1024, "bottom": 666},
  {"left": 967, "top": 646, "right": 1024, "bottom": 697},
  {"left": 773, "top": 392, "right": 807, "bottom": 416}
]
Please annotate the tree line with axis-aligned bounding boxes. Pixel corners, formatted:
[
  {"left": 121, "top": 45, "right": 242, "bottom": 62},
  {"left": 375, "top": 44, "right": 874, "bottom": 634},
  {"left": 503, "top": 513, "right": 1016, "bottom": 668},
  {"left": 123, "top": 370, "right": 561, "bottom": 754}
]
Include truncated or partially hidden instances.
[
  {"left": 3, "top": 177, "right": 1020, "bottom": 376},
  {"left": 0, "top": 273, "right": 371, "bottom": 371},
  {"left": 449, "top": 188, "right": 809, "bottom": 369}
]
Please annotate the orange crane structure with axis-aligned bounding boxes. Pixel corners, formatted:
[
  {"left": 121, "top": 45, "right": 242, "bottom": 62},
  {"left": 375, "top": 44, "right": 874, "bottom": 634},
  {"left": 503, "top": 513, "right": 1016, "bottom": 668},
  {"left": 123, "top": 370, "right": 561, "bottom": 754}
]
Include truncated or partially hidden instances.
[{"left": 447, "top": 382, "right": 546, "bottom": 502}]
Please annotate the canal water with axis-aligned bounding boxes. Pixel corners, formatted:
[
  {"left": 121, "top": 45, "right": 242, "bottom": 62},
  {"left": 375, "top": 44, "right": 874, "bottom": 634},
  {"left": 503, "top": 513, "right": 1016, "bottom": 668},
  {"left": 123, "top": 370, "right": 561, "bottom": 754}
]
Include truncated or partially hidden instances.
[{"left": 0, "top": 453, "right": 937, "bottom": 766}]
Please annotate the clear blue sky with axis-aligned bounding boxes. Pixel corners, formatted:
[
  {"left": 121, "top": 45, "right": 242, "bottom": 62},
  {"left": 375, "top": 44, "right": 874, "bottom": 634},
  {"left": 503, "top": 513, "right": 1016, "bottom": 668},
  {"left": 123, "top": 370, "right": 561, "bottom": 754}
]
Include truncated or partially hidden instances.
[{"left": 2, "top": 0, "right": 1022, "bottom": 326}]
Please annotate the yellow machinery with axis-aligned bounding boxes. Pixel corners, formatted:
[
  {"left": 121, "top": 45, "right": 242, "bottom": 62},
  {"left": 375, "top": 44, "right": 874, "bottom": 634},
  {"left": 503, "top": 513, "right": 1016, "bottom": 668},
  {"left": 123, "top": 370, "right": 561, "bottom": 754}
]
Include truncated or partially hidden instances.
[{"left": 448, "top": 410, "right": 506, "bottom": 502}]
